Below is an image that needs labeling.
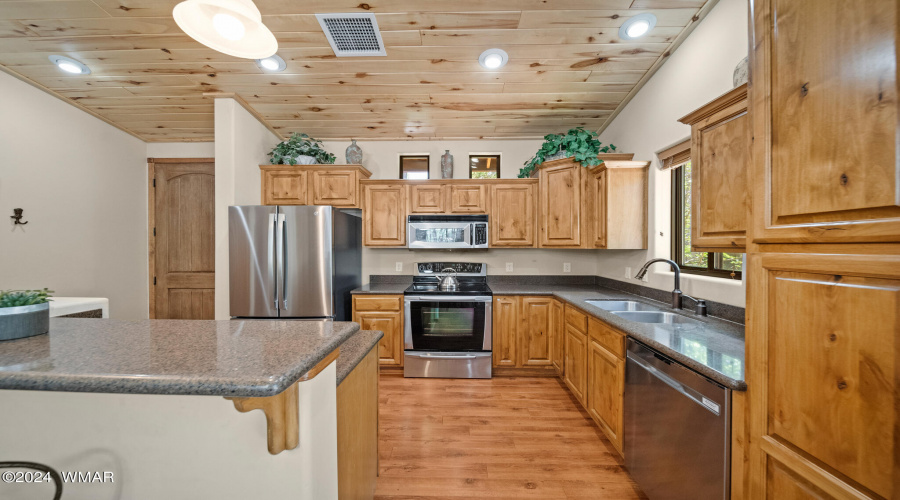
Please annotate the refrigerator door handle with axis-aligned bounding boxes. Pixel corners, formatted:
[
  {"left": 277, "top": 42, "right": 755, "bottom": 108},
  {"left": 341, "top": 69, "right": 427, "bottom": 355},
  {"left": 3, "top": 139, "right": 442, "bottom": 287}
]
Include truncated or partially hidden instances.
[
  {"left": 268, "top": 213, "right": 277, "bottom": 310},
  {"left": 280, "top": 213, "right": 288, "bottom": 311},
  {"left": 275, "top": 212, "right": 286, "bottom": 314}
]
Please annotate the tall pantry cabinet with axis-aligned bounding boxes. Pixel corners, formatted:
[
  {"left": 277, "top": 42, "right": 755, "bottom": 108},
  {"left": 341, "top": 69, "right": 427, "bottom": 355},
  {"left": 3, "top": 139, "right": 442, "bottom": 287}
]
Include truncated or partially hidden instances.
[{"left": 744, "top": 1, "right": 899, "bottom": 499}]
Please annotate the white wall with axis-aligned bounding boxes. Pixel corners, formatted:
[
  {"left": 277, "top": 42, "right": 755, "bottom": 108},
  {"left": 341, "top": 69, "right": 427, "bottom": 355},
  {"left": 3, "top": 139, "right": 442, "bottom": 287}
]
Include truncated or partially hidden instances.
[
  {"left": 146, "top": 142, "right": 214, "bottom": 159},
  {"left": 597, "top": 0, "right": 749, "bottom": 306},
  {"left": 214, "top": 98, "right": 279, "bottom": 319},
  {"left": 0, "top": 71, "right": 149, "bottom": 319}
]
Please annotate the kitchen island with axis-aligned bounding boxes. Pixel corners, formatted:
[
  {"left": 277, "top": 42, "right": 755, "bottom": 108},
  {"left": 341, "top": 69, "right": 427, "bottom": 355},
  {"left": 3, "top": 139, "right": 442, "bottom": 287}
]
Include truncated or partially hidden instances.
[{"left": 0, "top": 318, "right": 380, "bottom": 500}]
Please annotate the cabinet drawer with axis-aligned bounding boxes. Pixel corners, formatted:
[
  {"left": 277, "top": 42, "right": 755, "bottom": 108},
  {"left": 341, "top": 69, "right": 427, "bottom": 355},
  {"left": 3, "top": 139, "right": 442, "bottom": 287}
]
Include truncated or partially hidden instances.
[
  {"left": 353, "top": 295, "right": 402, "bottom": 312},
  {"left": 588, "top": 317, "right": 625, "bottom": 359},
  {"left": 565, "top": 305, "right": 587, "bottom": 333}
]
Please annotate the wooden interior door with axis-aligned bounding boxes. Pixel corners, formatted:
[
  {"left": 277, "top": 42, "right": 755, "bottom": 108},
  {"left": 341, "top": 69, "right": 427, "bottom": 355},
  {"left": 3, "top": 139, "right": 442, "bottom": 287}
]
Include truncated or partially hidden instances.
[{"left": 150, "top": 159, "right": 215, "bottom": 319}]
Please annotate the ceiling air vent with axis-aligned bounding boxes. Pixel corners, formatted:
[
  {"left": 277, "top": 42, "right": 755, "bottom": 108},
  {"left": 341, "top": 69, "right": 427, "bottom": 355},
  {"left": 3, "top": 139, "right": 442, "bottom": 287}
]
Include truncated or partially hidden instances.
[{"left": 315, "top": 13, "right": 387, "bottom": 57}]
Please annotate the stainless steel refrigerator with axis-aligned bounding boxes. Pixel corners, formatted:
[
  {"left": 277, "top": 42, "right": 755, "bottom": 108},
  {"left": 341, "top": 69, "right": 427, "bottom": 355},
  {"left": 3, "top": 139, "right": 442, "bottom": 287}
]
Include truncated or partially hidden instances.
[{"left": 228, "top": 205, "right": 361, "bottom": 320}]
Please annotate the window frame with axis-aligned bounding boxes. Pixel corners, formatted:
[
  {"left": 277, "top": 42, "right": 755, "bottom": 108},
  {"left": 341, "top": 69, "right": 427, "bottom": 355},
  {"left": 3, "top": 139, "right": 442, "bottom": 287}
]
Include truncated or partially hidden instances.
[
  {"left": 399, "top": 154, "right": 430, "bottom": 180},
  {"left": 467, "top": 154, "right": 501, "bottom": 179},
  {"left": 670, "top": 162, "right": 742, "bottom": 280}
]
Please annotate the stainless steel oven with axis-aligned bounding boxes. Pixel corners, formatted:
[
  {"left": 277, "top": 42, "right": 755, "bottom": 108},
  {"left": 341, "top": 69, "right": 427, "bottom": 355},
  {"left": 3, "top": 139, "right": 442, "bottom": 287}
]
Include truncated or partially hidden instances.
[{"left": 407, "top": 215, "right": 489, "bottom": 249}]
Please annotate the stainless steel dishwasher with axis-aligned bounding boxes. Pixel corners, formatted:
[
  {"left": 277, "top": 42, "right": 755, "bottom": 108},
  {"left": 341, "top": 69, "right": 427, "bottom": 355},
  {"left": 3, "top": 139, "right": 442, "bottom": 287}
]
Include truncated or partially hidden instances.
[{"left": 624, "top": 338, "right": 731, "bottom": 499}]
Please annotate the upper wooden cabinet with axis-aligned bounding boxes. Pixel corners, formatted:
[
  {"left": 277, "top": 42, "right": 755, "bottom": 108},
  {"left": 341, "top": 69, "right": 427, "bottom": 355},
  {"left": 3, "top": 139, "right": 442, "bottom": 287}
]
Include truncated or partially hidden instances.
[
  {"left": 449, "top": 184, "right": 488, "bottom": 213},
  {"left": 538, "top": 159, "right": 584, "bottom": 247},
  {"left": 361, "top": 182, "right": 407, "bottom": 247},
  {"left": 489, "top": 182, "right": 537, "bottom": 247},
  {"left": 749, "top": 0, "right": 899, "bottom": 244},
  {"left": 260, "top": 165, "right": 371, "bottom": 207},
  {"left": 408, "top": 184, "right": 447, "bottom": 214},
  {"left": 587, "top": 161, "right": 649, "bottom": 250},
  {"left": 679, "top": 84, "right": 749, "bottom": 251}
]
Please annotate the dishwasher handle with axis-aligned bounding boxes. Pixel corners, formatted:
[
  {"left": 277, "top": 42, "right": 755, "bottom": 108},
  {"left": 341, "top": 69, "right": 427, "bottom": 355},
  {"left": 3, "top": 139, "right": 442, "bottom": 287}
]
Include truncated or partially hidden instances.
[{"left": 627, "top": 350, "right": 722, "bottom": 416}]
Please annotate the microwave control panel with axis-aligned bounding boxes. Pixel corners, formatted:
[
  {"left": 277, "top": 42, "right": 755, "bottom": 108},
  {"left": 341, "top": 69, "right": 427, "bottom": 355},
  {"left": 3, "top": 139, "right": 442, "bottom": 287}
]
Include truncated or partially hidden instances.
[{"left": 474, "top": 223, "right": 487, "bottom": 245}]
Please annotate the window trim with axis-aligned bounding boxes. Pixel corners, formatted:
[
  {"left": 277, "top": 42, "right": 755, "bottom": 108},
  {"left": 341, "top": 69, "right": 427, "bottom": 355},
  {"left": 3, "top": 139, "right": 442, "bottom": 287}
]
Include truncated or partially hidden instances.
[
  {"left": 467, "top": 153, "right": 501, "bottom": 179},
  {"left": 670, "top": 163, "right": 742, "bottom": 280},
  {"left": 399, "top": 154, "right": 430, "bottom": 180}
]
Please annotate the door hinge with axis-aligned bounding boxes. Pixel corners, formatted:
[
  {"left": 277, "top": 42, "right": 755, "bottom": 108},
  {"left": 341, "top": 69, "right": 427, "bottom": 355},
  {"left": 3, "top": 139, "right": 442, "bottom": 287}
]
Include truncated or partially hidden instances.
[
  {"left": 153, "top": 227, "right": 156, "bottom": 236},
  {"left": 153, "top": 277, "right": 157, "bottom": 285}
]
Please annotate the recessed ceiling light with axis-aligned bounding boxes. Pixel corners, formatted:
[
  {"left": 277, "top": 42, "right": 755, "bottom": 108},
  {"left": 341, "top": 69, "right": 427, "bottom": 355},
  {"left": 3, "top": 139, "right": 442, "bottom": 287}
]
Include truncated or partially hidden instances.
[
  {"left": 479, "top": 48, "right": 508, "bottom": 70},
  {"left": 48, "top": 55, "right": 90, "bottom": 75},
  {"left": 173, "top": 0, "right": 277, "bottom": 59},
  {"left": 256, "top": 54, "right": 286, "bottom": 72},
  {"left": 619, "top": 13, "right": 657, "bottom": 40}
]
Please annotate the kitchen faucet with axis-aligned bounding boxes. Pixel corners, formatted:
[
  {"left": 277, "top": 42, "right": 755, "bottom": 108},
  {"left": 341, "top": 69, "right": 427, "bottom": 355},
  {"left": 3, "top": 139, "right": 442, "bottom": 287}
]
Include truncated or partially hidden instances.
[{"left": 634, "top": 259, "right": 707, "bottom": 316}]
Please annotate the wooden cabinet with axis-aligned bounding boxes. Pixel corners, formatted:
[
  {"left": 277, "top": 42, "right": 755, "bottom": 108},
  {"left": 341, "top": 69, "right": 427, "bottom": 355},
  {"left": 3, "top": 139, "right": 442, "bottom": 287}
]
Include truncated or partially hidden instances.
[
  {"left": 260, "top": 165, "right": 371, "bottom": 207},
  {"left": 563, "top": 305, "right": 588, "bottom": 405},
  {"left": 518, "top": 297, "right": 553, "bottom": 367},
  {"left": 749, "top": 0, "right": 899, "bottom": 244},
  {"left": 361, "top": 183, "right": 407, "bottom": 247},
  {"left": 587, "top": 318, "right": 625, "bottom": 455},
  {"left": 489, "top": 182, "right": 537, "bottom": 247},
  {"left": 550, "top": 299, "right": 565, "bottom": 375},
  {"left": 587, "top": 161, "right": 649, "bottom": 249},
  {"left": 449, "top": 184, "right": 488, "bottom": 213},
  {"left": 261, "top": 168, "right": 307, "bottom": 205},
  {"left": 538, "top": 159, "right": 584, "bottom": 247},
  {"left": 352, "top": 295, "right": 404, "bottom": 367},
  {"left": 679, "top": 84, "right": 749, "bottom": 251},
  {"left": 408, "top": 184, "right": 447, "bottom": 213},
  {"left": 491, "top": 296, "right": 518, "bottom": 367},
  {"left": 746, "top": 252, "right": 900, "bottom": 499}
]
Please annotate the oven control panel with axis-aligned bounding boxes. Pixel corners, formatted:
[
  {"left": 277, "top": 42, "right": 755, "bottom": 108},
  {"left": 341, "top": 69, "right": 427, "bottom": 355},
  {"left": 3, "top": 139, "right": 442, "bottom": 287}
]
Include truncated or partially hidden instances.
[{"left": 417, "top": 262, "right": 486, "bottom": 275}]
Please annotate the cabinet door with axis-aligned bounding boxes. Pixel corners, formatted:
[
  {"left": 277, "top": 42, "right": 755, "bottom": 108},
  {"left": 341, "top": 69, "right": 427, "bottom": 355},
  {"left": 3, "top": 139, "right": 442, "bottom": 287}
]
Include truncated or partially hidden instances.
[
  {"left": 588, "top": 169, "right": 607, "bottom": 248},
  {"left": 309, "top": 170, "right": 359, "bottom": 207},
  {"left": 362, "top": 184, "right": 407, "bottom": 246},
  {"left": 353, "top": 310, "right": 403, "bottom": 367},
  {"left": 747, "top": 252, "right": 899, "bottom": 499},
  {"left": 750, "top": 0, "right": 900, "bottom": 243},
  {"left": 550, "top": 299, "right": 565, "bottom": 375},
  {"left": 262, "top": 170, "right": 306, "bottom": 205},
  {"left": 539, "top": 162, "right": 582, "bottom": 247},
  {"left": 449, "top": 184, "right": 488, "bottom": 213},
  {"left": 492, "top": 296, "right": 518, "bottom": 367},
  {"left": 490, "top": 183, "right": 536, "bottom": 247},
  {"left": 563, "top": 324, "right": 588, "bottom": 406},
  {"left": 518, "top": 297, "right": 552, "bottom": 367},
  {"left": 588, "top": 338, "right": 624, "bottom": 454},
  {"left": 409, "top": 184, "right": 447, "bottom": 213}
]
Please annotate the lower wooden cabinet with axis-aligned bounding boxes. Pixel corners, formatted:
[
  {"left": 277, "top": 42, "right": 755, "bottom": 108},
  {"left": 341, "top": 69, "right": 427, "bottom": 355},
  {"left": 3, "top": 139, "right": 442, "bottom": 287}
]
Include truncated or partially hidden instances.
[
  {"left": 519, "top": 297, "right": 553, "bottom": 367},
  {"left": 351, "top": 295, "right": 404, "bottom": 367},
  {"left": 550, "top": 299, "right": 565, "bottom": 375},
  {"left": 587, "top": 318, "right": 625, "bottom": 454},
  {"left": 492, "top": 295, "right": 561, "bottom": 371},
  {"left": 563, "top": 323, "right": 588, "bottom": 406},
  {"left": 337, "top": 346, "right": 378, "bottom": 500},
  {"left": 492, "top": 296, "right": 518, "bottom": 367}
]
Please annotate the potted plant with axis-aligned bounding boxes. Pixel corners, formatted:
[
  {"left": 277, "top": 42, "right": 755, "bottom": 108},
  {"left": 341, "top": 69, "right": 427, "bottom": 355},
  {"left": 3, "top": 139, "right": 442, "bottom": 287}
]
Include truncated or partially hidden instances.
[
  {"left": 0, "top": 289, "right": 53, "bottom": 341},
  {"left": 268, "top": 133, "right": 336, "bottom": 165},
  {"left": 518, "top": 127, "right": 617, "bottom": 178}
]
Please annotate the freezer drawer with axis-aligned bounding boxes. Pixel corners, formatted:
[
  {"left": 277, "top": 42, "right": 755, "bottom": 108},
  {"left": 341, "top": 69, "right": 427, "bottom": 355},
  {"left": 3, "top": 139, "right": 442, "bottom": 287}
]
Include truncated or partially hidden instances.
[{"left": 624, "top": 339, "right": 730, "bottom": 500}]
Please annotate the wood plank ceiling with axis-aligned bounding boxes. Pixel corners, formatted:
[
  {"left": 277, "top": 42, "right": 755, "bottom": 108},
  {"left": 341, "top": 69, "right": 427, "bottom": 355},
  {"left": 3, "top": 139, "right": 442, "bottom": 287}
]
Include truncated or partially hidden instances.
[{"left": 0, "top": 0, "right": 715, "bottom": 141}]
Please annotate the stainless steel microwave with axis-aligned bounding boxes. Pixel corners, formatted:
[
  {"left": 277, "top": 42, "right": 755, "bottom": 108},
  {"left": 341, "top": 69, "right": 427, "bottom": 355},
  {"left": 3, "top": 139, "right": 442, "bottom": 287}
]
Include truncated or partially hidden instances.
[{"left": 407, "top": 215, "right": 489, "bottom": 249}]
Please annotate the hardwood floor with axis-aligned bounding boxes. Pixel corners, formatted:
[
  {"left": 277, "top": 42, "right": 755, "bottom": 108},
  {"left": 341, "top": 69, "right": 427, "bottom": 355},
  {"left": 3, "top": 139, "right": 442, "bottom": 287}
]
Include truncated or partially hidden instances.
[{"left": 375, "top": 374, "right": 647, "bottom": 499}]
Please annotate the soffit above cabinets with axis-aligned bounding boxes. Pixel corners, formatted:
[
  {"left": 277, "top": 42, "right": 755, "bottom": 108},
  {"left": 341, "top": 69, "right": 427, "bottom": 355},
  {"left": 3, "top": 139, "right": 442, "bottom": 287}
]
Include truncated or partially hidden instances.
[{"left": 0, "top": 0, "right": 716, "bottom": 142}]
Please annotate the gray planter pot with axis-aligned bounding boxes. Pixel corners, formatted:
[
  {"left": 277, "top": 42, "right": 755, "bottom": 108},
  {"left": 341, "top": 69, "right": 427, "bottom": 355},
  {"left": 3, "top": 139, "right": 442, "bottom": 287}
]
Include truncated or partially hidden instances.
[{"left": 0, "top": 303, "right": 50, "bottom": 341}]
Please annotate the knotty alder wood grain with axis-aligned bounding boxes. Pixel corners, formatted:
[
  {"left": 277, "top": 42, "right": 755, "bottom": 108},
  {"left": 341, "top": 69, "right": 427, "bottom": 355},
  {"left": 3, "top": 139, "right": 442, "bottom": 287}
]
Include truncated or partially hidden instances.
[
  {"left": 0, "top": 1, "right": 714, "bottom": 141},
  {"left": 376, "top": 374, "right": 647, "bottom": 499}
]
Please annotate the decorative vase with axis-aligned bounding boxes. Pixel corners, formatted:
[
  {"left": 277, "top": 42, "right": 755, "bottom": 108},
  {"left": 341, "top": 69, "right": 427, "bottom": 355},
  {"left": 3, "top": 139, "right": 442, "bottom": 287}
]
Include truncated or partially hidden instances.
[
  {"left": 440, "top": 150, "right": 454, "bottom": 179},
  {"left": 545, "top": 149, "right": 570, "bottom": 161},
  {"left": 0, "top": 303, "right": 50, "bottom": 341},
  {"left": 345, "top": 139, "right": 363, "bottom": 164},
  {"left": 733, "top": 56, "right": 749, "bottom": 87}
]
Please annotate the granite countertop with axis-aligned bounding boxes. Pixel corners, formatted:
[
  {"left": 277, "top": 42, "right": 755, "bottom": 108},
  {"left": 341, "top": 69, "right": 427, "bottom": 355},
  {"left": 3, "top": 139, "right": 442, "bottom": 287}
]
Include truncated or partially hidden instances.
[
  {"left": 0, "top": 318, "right": 360, "bottom": 397},
  {"left": 351, "top": 280, "right": 746, "bottom": 390},
  {"left": 335, "top": 330, "right": 383, "bottom": 386}
]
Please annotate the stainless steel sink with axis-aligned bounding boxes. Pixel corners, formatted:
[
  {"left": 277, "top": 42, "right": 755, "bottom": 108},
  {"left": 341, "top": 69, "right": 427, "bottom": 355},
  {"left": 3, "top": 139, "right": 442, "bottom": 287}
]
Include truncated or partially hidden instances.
[
  {"left": 612, "top": 311, "right": 701, "bottom": 325},
  {"left": 585, "top": 300, "right": 661, "bottom": 312}
]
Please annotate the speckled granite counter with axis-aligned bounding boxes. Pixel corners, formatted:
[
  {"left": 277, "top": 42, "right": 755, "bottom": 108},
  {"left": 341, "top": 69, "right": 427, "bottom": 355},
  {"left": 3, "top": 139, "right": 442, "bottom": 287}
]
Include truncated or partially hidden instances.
[
  {"left": 0, "top": 318, "right": 360, "bottom": 397},
  {"left": 351, "top": 280, "right": 746, "bottom": 390},
  {"left": 335, "top": 330, "right": 382, "bottom": 386}
]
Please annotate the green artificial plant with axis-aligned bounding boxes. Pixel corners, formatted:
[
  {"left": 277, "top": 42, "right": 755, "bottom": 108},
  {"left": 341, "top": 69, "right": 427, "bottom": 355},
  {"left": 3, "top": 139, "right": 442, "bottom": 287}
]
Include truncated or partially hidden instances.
[
  {"left": 518, "top": 127, "right": 616, "bottom": 178},
  {"left": 0, "top": 289, "right": 53, "bottom": 308},
  {"left": 268, "top": 133, "right": 336, "bottom": 165}
]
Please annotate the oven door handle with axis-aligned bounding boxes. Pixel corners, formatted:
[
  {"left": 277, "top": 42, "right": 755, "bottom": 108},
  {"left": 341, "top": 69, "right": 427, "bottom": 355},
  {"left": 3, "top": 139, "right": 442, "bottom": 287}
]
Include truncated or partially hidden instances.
[
  {"left": 409, "top": 353, "right": 479, "bottom": 360},
  {"left": 404, "top": 295, "right": 492, "bottom": 302}
]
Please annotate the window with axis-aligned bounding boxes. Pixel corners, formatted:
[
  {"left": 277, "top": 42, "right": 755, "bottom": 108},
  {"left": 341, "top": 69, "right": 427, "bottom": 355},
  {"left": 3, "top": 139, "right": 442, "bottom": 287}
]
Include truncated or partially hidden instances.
[
  {"left": 399, "top": 155, "right": 429, "bottom": 179},
  {"left": 468, "top": 155, "right": 500, "bottom": 179},
  {"left": 671, "top": 161, "right": 743, "bottom": 279}
]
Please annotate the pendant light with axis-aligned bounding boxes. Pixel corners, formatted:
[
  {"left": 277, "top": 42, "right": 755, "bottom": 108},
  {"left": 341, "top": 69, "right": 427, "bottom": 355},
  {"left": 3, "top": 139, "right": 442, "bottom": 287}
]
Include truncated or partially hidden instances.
[{"left": 173, "top": 0, "right": 277, "bottom": 59}]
